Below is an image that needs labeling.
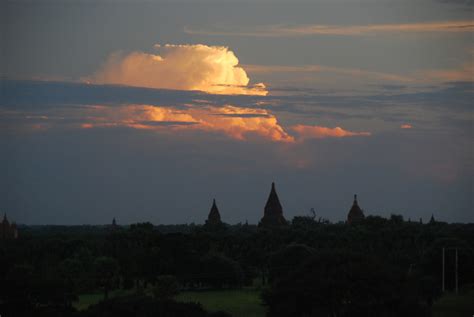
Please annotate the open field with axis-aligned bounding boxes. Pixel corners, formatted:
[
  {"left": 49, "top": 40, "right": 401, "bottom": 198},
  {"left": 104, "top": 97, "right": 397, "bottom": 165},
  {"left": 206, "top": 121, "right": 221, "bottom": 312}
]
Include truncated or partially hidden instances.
[
  {"left": 74, "top": 288, "right": 265, "bottom": 316},
  {"left": 74, "top": 287, "right": 473, "bottom": 317},
  {"left": 74, "top": 289, "right": 135, "bottom": 311},
  {"left": 432, "top": 290, "right": 474, "bottom": 317},
  {"left": 176, "top": 288, "right": 265, "bottom": 317}
]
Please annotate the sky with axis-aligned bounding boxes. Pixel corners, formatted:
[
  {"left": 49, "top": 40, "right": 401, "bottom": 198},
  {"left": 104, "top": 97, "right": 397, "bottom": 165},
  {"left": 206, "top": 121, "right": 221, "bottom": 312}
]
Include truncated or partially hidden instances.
[{"left": 1, "top": 0, "right": 473, "bottom": 225}]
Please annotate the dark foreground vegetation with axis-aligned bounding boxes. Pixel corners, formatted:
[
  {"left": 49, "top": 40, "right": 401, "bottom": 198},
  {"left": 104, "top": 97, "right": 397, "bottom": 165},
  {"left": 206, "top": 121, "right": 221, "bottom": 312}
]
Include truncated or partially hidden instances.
[{"left": 1, "top": 215, "right": 473, "bottom": 317}]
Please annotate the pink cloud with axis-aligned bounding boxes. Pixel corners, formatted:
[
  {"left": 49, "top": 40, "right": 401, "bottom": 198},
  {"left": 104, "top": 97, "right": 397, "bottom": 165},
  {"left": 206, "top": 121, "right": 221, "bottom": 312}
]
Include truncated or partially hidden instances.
[
  {"left": 292, "top": 125, "right": 371, "bottom": 140},
  {"left": 185, "top": 21, "right": 474, "bottom": 37}
]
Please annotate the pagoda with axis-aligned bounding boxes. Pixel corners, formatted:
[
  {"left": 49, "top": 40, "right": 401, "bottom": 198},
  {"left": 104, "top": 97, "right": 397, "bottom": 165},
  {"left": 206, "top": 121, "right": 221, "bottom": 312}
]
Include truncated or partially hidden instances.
[
  {"left": 347, "top": 194, "right": 365, "bottom": 224},
  {"left": 206, "top": 199, "right": 222, "bottom": 226},
  {"left": 1, "top": 213, "right": 18, "bottom": 239},
  {"left": 259, "top": 182, "right": 287, "bottom": 227}
]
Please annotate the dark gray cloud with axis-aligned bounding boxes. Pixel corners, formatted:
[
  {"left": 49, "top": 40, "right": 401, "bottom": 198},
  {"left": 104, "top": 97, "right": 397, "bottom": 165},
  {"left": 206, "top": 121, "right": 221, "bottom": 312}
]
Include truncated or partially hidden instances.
[
  {"left": 1, "top": 79, "right": 472, "bottom": 225},
  {"left": 3, "top": 79, "right": 473, "bottom": 113},
  {"left": 2, "top": 79, "right": 473, "bottom": 133}
]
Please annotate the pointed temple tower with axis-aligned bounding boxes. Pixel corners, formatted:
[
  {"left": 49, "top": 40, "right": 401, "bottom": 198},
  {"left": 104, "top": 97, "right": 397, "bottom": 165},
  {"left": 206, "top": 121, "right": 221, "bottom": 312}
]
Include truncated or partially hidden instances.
[
  {"left": 206, "top": 199, "right": 222, "bottom": 226},
  {"left": 1, "top": 213, "right": 18, "bottom": 239},
  {"left": 259, "top": 182, "right": 287, "bottom": 227},
  {"left": 110, "top": 217, "right": 118, "bottom": 230},
  {"left": 347, "top": 194, "right": 365, "bottom": 224}
]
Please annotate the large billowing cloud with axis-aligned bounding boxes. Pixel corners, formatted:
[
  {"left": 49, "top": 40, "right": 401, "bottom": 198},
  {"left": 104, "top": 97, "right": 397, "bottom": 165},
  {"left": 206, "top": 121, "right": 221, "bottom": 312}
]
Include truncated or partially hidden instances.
[{"left": 89, "top": 44, "right": 267, "bottom": 96}]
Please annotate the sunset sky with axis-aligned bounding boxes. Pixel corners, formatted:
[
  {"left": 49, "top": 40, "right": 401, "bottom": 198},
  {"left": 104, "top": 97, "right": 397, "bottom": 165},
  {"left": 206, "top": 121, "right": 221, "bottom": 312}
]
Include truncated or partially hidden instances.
[{"left": 1, "top": 0, "right": 473, "bottom": 224}]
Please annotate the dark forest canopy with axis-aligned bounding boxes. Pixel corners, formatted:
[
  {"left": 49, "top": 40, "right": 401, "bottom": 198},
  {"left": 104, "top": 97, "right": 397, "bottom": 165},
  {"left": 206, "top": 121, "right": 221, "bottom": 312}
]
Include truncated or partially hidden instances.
[{"left": 1, "top": 215, "right": 473, "bottom": 317}]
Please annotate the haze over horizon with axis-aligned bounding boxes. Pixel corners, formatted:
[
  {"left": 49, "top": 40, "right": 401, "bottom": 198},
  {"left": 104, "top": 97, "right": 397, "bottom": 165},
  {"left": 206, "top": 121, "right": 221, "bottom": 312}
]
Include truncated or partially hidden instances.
[{"left": 1, "top": 0, "right": 473, "bottom": 225}]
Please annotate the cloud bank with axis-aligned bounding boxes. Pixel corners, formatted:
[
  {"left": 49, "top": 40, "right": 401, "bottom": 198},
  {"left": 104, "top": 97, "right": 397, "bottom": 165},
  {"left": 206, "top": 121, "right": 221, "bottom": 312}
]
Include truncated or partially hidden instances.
[
  {"left": 77, "top": 106, "right": 372, "bottom": 143},
  {"left": 68, "top": 104, "right": 293, "bottom": 143},
  {"left": 185, "top": 21, "right": 474, "bottom": 37},
  {"left": 89, "top": 44, "right": 267, "bottom": 96}
]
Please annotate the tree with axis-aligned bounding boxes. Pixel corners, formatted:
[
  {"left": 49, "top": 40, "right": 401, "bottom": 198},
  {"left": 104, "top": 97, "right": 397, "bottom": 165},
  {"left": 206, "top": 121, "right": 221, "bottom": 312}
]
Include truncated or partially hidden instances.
[
  {"left": 198, "top": 253, "right": 243, "bottom": 288},
  {"left": 152, "top": 275, "right": 179, "bottom": 299},
  {"left": 268, "top": 243, "right": 315, "bottom": 283},
  {"left": 93, "top": 256, "right": 119, "bottom": 300},
  {"left": 263, "top": 249, "right": 431, "bottom": 317}
]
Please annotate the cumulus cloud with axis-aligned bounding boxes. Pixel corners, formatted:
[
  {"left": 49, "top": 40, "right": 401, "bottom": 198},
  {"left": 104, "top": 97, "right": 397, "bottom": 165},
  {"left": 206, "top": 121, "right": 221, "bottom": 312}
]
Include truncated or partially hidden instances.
[
  {"left": 88, "top": 44, "right": 267, "bottom": 96},
  {"left": 292, "top": 124, "right": 371, "bottom": 140}
]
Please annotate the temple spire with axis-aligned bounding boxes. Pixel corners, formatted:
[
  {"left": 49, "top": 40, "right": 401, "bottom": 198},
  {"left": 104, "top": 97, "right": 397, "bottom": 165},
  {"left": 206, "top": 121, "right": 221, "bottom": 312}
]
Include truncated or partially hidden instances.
[
  {"left": 259, "top": 182, "right": 287, "bottom": 227},
  {"left": 206, "top": 198, "right": 222, "bottom": 226},
  {"left": 347, "top": 194, "right": 365, "bottom": 224},
  {"left": 2, "top": 213, "right": 9, "bottom": 225},
  {"left": 1, "top": 213, "right": 18, "bottom": 239}
]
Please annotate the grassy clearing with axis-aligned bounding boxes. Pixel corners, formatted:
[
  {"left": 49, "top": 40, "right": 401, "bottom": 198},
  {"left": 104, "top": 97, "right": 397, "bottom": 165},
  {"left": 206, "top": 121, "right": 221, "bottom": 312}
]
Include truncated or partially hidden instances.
[
  {"left": 176, "top": 288, "right": 265, "bottom": 317},
  {"left": 73, "top": 289, "right": 135, "bottom": 311},
  {"left": 74, "top": 287, "right": 265, "bottom": 316},
  {"left": 432, "top": 290, "right": 474, "bottom": 317},
  {"left": 76, "top": 287, "right": 473, "bottom": 317}
]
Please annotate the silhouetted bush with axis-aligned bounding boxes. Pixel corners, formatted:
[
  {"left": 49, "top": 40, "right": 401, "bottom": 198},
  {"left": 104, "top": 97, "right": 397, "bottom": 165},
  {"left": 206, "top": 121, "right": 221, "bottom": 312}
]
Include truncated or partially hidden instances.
[
  {"left": 268, "top": 243, "right": 315, "bottom": 283},
  {"left": 198, "top": 253, "right": 243, "bottom": 288},
  {"left": 263, "top": 249, "right": 431, "bottom": 317},
  {"left": 153, "top": 275, "right": 180, "bottom": 299}
]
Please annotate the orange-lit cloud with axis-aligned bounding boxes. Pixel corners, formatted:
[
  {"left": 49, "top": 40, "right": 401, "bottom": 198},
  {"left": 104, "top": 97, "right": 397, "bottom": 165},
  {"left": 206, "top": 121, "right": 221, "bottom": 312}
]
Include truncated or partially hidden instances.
[
  {"left": 88, "top": 44, "right": 267, "bottom": 96},
  {"left": 193, "top": 105, "right": 294, "bottom": 142},
  {"left": 80, "top": 105, "right": 293, "bottom": 143},
  {"left": 292, "top": 124, "right": 371, "bottom": 140},
  {"left": 81, "top": 105, "right": 373, "bottom": 143},
  {"left": 186, "top": 21, "right": 474, "bottom": 37},
  {"left": 5, "top": 103, "right": 373, "bottom": 143},
  {"left": 400, "top": 124, "right": 413, "bottom": 129}
]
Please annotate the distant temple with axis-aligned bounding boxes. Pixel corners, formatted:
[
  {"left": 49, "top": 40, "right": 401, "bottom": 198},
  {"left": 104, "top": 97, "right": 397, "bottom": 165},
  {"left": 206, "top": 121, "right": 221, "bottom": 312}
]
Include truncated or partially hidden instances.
[
  {"left": 1, "top": 214, "right": 18, "bottom": 239},
  {"left": 347, "top": 194, "right": 365, "bottom": 224},
  {"left": 206, "top": 199, "right": 222, "bottom": 226},
  {"left": 111, "top": 217, "right": 118, "bottom": 230},
  {"left": 259, "top": 182, "right": 287, "bottom": 227}
]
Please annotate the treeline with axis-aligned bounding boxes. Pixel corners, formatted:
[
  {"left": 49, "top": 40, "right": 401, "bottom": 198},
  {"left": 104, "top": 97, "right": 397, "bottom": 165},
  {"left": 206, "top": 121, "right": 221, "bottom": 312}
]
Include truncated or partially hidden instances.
[{"left": 1, "top": 215, "right": 473, "bottom": 316}]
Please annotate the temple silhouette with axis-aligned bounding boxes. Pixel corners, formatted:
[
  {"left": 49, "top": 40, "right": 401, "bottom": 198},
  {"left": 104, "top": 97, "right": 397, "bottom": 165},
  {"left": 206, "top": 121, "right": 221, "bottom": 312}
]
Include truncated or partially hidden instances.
[
  {"left": 1, "top": 213, "right": 18, "bottom": 239},
  {"left": 206, "top": 199, "right": 222, "bottom": 226},
  {"left": 203, "top": 186, "right": 368, "bottom": 227},
  {"left": 259, "top": 182, "right": 287, "bottom": 227},
  {"left": 347, "top": 194, "right": 365, "bottom": 224}
]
